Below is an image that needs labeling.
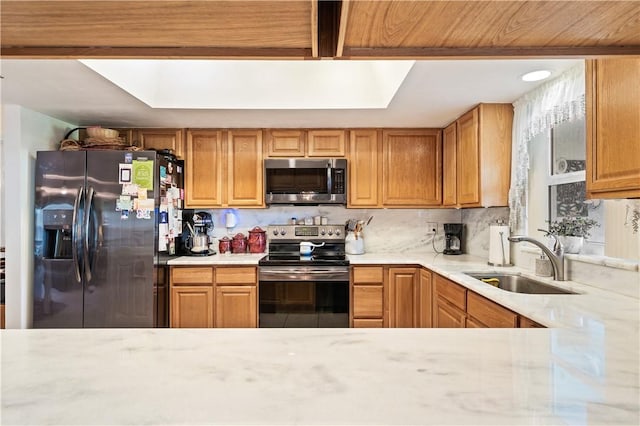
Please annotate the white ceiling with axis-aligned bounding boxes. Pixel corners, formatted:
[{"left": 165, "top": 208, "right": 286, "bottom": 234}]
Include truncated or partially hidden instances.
[{"left": 0, "top": 59, "right": 581, "bottom": 129}]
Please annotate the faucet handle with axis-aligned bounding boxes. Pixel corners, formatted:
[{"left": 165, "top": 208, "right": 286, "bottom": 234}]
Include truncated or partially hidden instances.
[{"left": 537, "top": 228, "right": 563, "bottom": 256}]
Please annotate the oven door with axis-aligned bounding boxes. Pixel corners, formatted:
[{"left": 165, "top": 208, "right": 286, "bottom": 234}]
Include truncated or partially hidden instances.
[{"left": 258, "top": 266, "right": 349, "bottom": 328}]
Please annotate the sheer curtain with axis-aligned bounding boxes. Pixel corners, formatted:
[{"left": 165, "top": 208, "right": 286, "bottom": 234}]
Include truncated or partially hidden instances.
[{"left": 509, "top": 63, "right": 586, "bottom": 233}]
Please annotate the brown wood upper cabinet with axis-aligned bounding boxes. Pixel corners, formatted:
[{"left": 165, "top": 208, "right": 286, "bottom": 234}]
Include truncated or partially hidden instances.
[
  {"left": 442, "top": 122, "right": 457, "bottom": 207},
  {"left": 307, "top": 130, "right": 346, "bottom": 157},
  {"left": 453, "top": 104, "right": 513, "bottom": 208},
  {"left": 266, "top": 130, "right": 306, "bottom": 157},
  {"left": 185, "top": 129, "right": 263, "bottom": 208},
  {"left": 227, "top": 130, "right": 263, "bottom": 206},
  {"left": 586, "top": 58, "right": 640, "bottom": 199},
  {"left": 185, "top": 129, "right": 224, "bottom": 208},
  {"left": 382, "top": 129, "right": 442, "bottom": 207},
  {"left": 265, "top": 129, "right": 345, "bottom": 158},
  {"left": 136, "top": 129, "right": 184, "bottom": 159},
  {"left": 348, "top": 130, "right": 379, "bottom": 207}
]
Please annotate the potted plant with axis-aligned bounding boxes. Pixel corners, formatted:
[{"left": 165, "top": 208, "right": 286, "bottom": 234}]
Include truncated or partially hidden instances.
[{"left": 543, "top": 216, "right": 599, "bottom": 254}]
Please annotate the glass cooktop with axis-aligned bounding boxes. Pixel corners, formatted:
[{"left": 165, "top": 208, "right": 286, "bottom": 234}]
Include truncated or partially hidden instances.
[{"left": 258, "top": 254, "right": 349, "bottom": 266}]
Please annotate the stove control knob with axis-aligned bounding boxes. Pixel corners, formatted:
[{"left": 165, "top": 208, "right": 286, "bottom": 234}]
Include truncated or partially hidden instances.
[
  {"left": 335, "top": 229, "right": 341, "bottom": 236},
  {"left": 272, "top": 229, "right": 279, "bottom": 236},
  {"left": 320, "top": 229, "right": 326, "bottom": 236},
  {"left": 280, "top": 228, "right": 287, "bottom": 236},
  {"left": 328, "top": 229, "right": 334, "bottom": 236}
]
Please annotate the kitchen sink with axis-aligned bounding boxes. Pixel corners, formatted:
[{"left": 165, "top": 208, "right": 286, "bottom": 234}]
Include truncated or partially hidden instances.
[{"left": 464, "top": 273, "right": 577, "bottom": 295}]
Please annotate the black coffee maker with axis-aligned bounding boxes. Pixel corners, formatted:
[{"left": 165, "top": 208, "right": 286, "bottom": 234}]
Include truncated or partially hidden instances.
[{"left": 443, "top": 223, "right": 463, "bottom": 255}]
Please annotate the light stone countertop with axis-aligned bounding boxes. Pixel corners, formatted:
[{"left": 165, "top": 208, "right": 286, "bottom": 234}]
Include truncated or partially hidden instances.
[{"left": 2, "top": 253, "right": 639, "bottom": 425}]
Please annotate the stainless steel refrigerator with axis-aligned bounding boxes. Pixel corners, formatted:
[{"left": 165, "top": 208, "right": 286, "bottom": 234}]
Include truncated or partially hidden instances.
[{"left": 34, "top": 150, "right": 183, "bottom": 328}]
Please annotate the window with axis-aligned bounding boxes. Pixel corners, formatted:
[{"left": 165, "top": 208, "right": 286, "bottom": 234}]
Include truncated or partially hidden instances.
[{"left": 547, "top": 118, "right": 605, "bottom": 251}]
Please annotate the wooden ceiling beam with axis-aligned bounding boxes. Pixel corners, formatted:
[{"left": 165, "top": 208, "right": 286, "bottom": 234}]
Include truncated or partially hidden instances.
[
  {"left": 342, "top": 45, "right": 640, "bottom": 60},
  {"left": 0, "top": 46, "right": 313, "bottom": 60},
  {"left": 317, "top": 0, "right": 342, "bottom": 58}
]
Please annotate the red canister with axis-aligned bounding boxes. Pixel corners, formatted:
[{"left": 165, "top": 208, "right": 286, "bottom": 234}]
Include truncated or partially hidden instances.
[
  {"left": 231, "top": 233, "right": 247, "bottom": 254},
  {"left": 247, "top": 226, "right": 266, "bottom": 253},
  {"left": 218, "top": 236, "right": 231, "bottom": 254}
]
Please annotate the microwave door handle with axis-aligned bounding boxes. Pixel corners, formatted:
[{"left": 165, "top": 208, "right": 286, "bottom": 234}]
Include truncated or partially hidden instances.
[{"left": 327, "top": 164, "right": 332, "bottom": 195}]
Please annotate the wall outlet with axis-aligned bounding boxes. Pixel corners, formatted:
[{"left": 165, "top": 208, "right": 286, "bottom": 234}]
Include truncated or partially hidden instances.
[{"left": 426, "top": 222, "right": 437, "bottom": 234}]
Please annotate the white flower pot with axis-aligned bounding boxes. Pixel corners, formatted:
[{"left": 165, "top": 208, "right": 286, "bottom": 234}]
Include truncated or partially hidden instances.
[{"left": 559, "top": 236, "right": 584, "bottom": 254}]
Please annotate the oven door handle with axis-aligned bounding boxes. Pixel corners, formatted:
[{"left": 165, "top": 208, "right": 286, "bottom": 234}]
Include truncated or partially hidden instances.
[{"left": 259, "top": 269, "right": 349, "bottom": 281}]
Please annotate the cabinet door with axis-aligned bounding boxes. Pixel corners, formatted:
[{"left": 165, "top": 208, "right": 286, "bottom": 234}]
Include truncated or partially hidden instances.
[
  {"left": 348, "top": 130, "right": 379, "bottom": 207},
  {"left": 465, "top": 316, "right": 486, "bottom": 328},
  {"left": 442, "top": 122, "right": 457, "bottom": 207},
  {"left": 171, "top": 286, "right": 213, "bottom": 328},
  {"left": 519, "top": 316, "right": 545, "bottom": 328},
  {"left": 185, "top": 130, "right": 223, "bottom": 207},
  {"left": 467, "top": 291, "right": 518, "bottom": 328},
  {"left": 215, "top": 286, "right": 257, "bottom": 328},
  {"left": 137, "top": 129, "right": 184, "bottom": 159},
  {"left": 307, "top": 130, "right": 346, "bottom": 157},
  {"left": 457, "top": 109, "right": 481, "bottom": 206},
  {"left": 266, "top": 130, "right": 305, "bottom": 157},
  {"left": 418, "top": 268, "right": 432, "bottom": 328},
  {"left": 382, "top": 130, "right": 442, "bottom": 206},
  {"left": 433, "top": 297, "right": 466, "bottom": 328},
  {"left": 227, "top": 130, "right": 264, "bottom": 206},
  {"left": 388, "top": 267, "right": 418, "bottom": 328},
  {"left": 586, "top": 58, "right": 640, "bottom": 198}
]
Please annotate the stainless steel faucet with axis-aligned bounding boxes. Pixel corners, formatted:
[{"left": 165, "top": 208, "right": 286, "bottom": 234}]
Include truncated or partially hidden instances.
[{"left": 508, "top": 235, "right": 565, "bottom": 281}]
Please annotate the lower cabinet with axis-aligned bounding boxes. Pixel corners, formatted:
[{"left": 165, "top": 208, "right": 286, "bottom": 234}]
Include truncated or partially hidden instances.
[
  {"left": 170, "top": 267, "right": 214, "bottom": 328},
  {"left": 434, "top": 299, "right": 466, "bottom": 328},
  {"left": 351, "top": 265, "right": 432, "bottom": 328},
  {"left": 171, "top": 286, "right": 214, "bottom": 328},
  {"left": 216, "top": 286, "right": 257, "bottom": 328},
  {"left": 351, "top": 266, "right": 385, "bottom": 327},
  {"left": 170, "top": 266, "right": 257, "bottom": 328},
  {"left": 432, "top": 273, "right": 535, "bottom": 329},
  {"left": 519, "top": 316, "right": 545, "bottom": 328},
  {"left": 433, "top": 274, "right": 467, "bottom": 328},
  {"left": 466, "top": 291, "right": 518, "bottom": 328}
]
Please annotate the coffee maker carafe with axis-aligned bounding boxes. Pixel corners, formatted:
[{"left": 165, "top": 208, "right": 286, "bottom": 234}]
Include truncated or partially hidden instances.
[{"left": 443, "top": 223, "right": 463, "bottom": 255}]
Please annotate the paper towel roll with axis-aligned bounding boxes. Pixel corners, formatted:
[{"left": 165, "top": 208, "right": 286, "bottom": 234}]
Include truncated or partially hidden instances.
[
  {"left": 488, "top": 224, "right": 511, "bottom": 266},
  {"left": 225, "top": 212, "right": 237, "bottom": 228}
]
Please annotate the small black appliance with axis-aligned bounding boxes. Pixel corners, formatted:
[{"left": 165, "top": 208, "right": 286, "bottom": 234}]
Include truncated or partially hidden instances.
[{"left": 443, "top": 223, "right": 464, "bottom": 255}]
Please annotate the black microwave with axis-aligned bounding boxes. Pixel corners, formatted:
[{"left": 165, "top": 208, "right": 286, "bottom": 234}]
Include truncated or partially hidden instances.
[{"left": 264, "top": 158, "right": 347, "bottom": 205}]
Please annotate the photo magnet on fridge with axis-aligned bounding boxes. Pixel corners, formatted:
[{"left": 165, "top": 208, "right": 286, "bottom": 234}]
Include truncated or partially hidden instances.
[{"left": 119, "top": 163, "right": 132, "bottom": 184}]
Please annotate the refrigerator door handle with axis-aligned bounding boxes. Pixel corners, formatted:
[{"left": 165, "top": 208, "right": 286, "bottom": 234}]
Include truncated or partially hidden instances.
[
  {"left": 71, "top": 185, "right": 84, "bottom": 283},
  {"left": 84, "top": 186, "right": 95, "bottom": 282}
]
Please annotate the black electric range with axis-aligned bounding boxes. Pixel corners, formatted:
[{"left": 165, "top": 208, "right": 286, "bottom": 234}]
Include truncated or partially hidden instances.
[{"left": 258, "top": 225, "right": 350, "bottom": 328}]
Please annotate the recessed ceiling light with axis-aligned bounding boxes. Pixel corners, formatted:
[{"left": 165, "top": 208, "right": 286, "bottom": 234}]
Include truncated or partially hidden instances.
[{"left": 521, "top": 70, "right": 551, "bottom": 82}]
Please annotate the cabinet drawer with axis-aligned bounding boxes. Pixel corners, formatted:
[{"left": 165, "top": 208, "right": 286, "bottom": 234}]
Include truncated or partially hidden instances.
[
  {"left": 353, "top": 319, "right": 384, "bottom": 328},
  {"left": 434, "top": 275, "right": 466, "bottom": 310},
  {"left": 353, "top": 285, "right": 383, "bottom": 318},
  {"left": 352, "top": 266, "right": 384, "bottom": 284},
  {"left": 215, "top": 267, "right": 256, "bottom": 285},
  {"left": 467, "top": 292, "right": 517, "bottom": 328},
  {"left": 171, "top": 267, "right": 213, "bottom": 285}
]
